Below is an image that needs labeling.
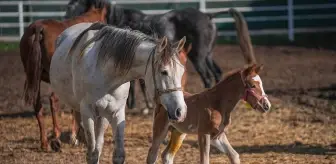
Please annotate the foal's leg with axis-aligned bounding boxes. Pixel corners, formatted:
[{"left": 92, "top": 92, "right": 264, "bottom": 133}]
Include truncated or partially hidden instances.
[
  {"left": 80, "top": 102, "right": 98, "bottom": 164},
  {"left": 198, "top": 134, "right": 211, "bottom": 164},
  {"left": 211, "top": 133, "right": 240, "bottom": 164},
  {"left": 161, "top": 128, "right": 186, "bottom": 164},
  {"left": 147, "top": 108, "right": 170, "bottom": 164}
]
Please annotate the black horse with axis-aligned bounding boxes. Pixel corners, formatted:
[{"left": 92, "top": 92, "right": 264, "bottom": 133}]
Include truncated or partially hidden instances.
[{"left": 64, "top": 0, "right": 253, "bottom": 110}]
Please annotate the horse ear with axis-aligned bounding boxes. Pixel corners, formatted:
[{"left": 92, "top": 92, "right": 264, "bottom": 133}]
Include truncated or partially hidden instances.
[
  {"left": 243, "top": 63, "right": 257, "bottom": 76},
  {"left": 158, "top": 36, "right": 168, "bottom": 52},
  {"left": 255, "top": 64, "right": 264, "bottom": 73},
  {"left": 174, "top": 36, "right": 186, "bottom": 52}
]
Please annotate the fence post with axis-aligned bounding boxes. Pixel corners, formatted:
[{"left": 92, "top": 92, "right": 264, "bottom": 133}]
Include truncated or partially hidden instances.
[
  {"left": 199, "top": 0, "right": 206, "bottom": 12},
  {"left": 18, "top": 1, "right": 24, "bottom": 39},
  {"left": 287, "top": 0, "right": 294, "bottom": 41}
]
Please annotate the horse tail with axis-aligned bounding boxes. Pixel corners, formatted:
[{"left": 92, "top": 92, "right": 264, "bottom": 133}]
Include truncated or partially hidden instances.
[
  {"left": 68, "top": 22, "right": 107, "bottom": 56},
  {"left": 23, "top": 26, "right": 43, "bottom": 106},
  {"left": 206, "top": 11, "right": 229, "bottom": 19},
  {"left": 228, "top": 8, "right": 256, "bottom": 64}
]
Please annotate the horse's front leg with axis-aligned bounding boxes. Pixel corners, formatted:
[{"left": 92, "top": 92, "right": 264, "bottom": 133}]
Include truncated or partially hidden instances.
[
  {"left": 107, "top": 104, "right": 126, "bottom": 164},
  {"left": 147, "top": 107, "right": 169, "bottom": 164},
  {"left": 161, "top": 127, "right": 186, "bottom": 164},
  {"left": 198, "top": 134, "right": 211, "bottom": 164},
  {"left": 210, "top": 132, "right": 240, "bottom": 164},
  {"left": 95, "top": 116, "right": 109, "bottom": 159},
  {"left": 80, "top": 101, "right": 98, "bottom": 164}
]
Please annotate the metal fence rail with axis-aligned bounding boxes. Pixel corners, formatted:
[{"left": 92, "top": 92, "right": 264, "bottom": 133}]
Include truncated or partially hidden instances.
[{"left": 0, "top": 0, "right": 336, "bottom": 41}]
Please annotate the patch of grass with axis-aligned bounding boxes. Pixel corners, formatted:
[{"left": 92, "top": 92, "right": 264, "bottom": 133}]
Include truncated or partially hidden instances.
[{"left": 0, "top": 42, "right": 19, "bottom": 52}]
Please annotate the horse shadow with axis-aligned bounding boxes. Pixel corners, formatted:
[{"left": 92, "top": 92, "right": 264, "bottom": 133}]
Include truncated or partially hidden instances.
[{"left": 182, "top": 140, "right": 336, "bottom": 155}]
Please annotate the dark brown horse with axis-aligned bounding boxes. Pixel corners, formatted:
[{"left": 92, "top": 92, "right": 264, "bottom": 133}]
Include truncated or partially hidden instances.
[{"left": 19, "top": 5, "right": 107, "bottom": 151}]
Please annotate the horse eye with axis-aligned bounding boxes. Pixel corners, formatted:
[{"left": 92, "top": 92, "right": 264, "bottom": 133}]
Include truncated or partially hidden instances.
[
  {"left": 251, "top": 85, "right": 256, "bottom": 88},
  {"left": 161, "top": 70, "right": 168, "bottom": 76}
]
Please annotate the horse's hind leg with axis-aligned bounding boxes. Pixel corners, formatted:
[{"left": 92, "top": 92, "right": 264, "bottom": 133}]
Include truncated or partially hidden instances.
[
  {"left": 205, "top": 55, "right": 222, "bottom": 82},
  {"left": 190, "top": 56, "right": 212, "bottom": 88},
  {"left": 161, "top": 128, "right": 186, "bottom": 164},
  {"left": 49, "top": 92, "right": 62, "bottom": 152},
  {"left": 126, "top": 80, "right": 136, "bottom": 109},
  {"left": 211, "top": 133, "right": 240, "bottom": 164},
  {"left": 34, "top": 87, "right": 48, "bottom": 151}
]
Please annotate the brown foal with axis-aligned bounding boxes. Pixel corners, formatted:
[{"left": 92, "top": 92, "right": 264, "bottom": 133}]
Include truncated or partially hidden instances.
[
  {"left": 19, "top": 5, "right": 107, "bottom": 151},
  {"left": 147, "top": 64, "right": 271, "bottom": 164}
]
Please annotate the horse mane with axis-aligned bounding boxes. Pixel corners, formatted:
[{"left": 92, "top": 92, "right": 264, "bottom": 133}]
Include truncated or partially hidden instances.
[{"left": 69, "top": 22, "right": 159, "bottom": 75}]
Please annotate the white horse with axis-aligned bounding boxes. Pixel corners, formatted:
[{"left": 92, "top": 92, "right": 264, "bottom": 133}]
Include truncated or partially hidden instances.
[{"left": 50, "top": 22, "right": 187, "bottom": 164}]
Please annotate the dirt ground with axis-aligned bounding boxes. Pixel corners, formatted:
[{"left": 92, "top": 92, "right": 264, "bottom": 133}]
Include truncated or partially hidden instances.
[{"left": 0, "top": 45, "right": 335, "bottom": 164}]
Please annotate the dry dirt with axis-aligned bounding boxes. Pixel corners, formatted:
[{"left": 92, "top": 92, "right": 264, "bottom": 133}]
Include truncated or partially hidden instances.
[{"left": 0, "top": 45, "right": 335, "bottom": 164}]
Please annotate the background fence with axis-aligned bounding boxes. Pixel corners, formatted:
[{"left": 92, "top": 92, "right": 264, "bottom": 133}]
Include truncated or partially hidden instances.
[{"left": 0, "top": 0, "right": 336, "bottom": 42}]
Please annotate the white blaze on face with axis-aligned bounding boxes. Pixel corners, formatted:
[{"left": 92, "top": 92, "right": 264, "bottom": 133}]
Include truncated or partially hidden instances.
[
  {"left": 252, "top": 75, "right": 271, "bottom": 108},
  {"left": 252, "top": 75, "right": 266, "bottom": 96}
]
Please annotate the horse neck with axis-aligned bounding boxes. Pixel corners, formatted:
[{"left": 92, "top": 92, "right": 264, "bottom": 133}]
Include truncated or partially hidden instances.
[
  {"left": 64, "top": 10, "right": 104, "bottom": 27},
  {"left": 204, "top": 72, "right": 245, "bottom": 115},
  {"left": 104, "top": 40, "right": 157, "bottom": 84}
]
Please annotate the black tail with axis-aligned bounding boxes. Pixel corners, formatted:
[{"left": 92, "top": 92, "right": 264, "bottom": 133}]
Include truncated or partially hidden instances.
[
  {"left": 228, "top": 8, "right": 256, "bottom": 64},
  {"left": 206, "top": 10, "right": 229, "bottom": 19}
]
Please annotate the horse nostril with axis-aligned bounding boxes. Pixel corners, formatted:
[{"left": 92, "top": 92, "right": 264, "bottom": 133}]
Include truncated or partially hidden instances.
[{"left": 175, "top": 108, "right": 182, "bottom": 118}]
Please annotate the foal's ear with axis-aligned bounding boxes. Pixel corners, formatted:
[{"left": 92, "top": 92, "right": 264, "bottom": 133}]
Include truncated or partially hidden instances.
[
  {"left": 158, "top": 36, "right": 168, "bottom": 52},
  {"left": 174, "top": 36, "right": 186, "bottom": 52},
  {"left": 243, "top": 64, "right": 257, "bottom": 76},
  {"left": 255, "top": 64, "right": 264, "bottom": 73}
]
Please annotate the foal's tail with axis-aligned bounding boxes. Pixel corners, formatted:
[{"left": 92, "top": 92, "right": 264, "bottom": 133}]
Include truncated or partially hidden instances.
[
  {"left": 228, "top": 8, "right": 256, "bottom": 64},
  {"left": 22, "top": 26, "right": 43, "bottom": 106}
]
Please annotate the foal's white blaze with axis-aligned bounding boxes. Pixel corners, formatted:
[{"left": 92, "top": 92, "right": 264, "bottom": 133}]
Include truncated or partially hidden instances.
[{"left": 251, "top": 75, "right": 271, "bottom": 108}]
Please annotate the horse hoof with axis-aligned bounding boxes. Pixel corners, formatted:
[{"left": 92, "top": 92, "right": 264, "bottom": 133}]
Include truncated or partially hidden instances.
[{"left": 50, "top": 138, "right": 61, "bottom": 152}]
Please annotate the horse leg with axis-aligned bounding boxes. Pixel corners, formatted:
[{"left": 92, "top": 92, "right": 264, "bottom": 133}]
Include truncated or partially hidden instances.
[
  {"left": 190, "top": 57, "right": 212, "bottom": 88},
  {"left": 205, "top": 55, "right": 222, "bottom": 83},
  {"left": 107, "top": 105, "right": 126, "bottom": 164},
  {"left": 126, "top": 80, "right": 136, "bottom": 109},
  {"left": 210, "top": 133, "right": 240, "bottom": 164},
  {"left": 161, "top": 128, "right": 186, "bottom": 164},
  {"left": 146, "top": 107, "right": 169, "bottom": 164},
  {"left": 80, "top": 102, "right": 98, "bottom": 164},
  {"left": 34, "top": 89, "right": 48, "bottom": 151},
  {"left": 139, "top": 79, "right": 153, "bottom": 109},
  {"left": 49, "top": 92, "right": 62, "bottom": 152},
  {"left": 70, "top": 110, "right": 85, "bottom": 146},
  {"left": 95, "top": 116, "right": 109, "bottom": 159},
  {"left": 198, "top": 134, "right": 211, "bottom": 164}
]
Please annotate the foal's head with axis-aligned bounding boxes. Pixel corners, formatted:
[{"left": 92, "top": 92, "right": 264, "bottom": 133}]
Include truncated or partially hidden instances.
[
  {"left": 241, "top": 64, "right": 271, "bottom": 112},
  {"left": 145, "top": 36, "right": 187, "bottom": 122}
]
